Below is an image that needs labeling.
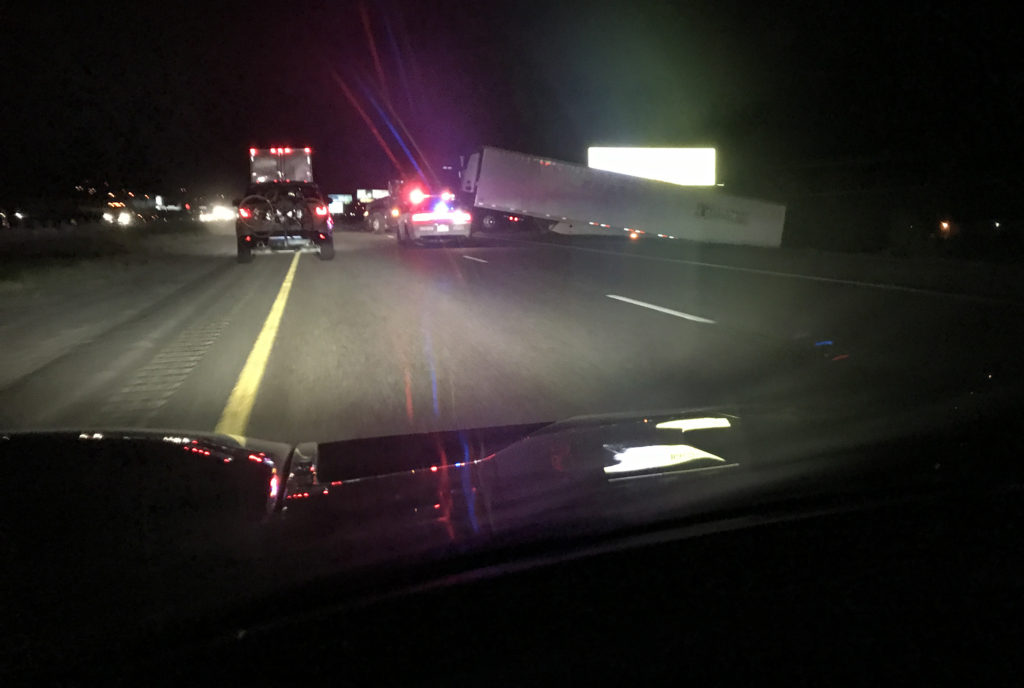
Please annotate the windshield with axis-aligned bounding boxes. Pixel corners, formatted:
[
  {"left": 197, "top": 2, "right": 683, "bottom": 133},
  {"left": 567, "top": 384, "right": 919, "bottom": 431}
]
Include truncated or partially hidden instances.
[{"left": 1, "top": 1, "right": 1022, "bottom": 675}]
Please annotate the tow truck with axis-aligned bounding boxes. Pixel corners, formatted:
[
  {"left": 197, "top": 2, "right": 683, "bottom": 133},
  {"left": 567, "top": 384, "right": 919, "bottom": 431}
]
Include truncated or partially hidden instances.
[
  {"left": 235, "top": 147, "right": 334, "bottom": 262},
  {"left": 362, "top": 180, "right": 404, "bottom": 234}
]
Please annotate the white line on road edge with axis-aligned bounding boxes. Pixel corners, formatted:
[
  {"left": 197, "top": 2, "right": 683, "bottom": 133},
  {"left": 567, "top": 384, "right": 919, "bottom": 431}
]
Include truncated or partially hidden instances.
[
  {"left": 216, "top": 251, "right": 301, "bottom": 435},
  {"left": 606, "top": 294, "right": 716, "bottom": 324},
  {"left": 462, "top": 255, "right": 488, "bottom": 263}
]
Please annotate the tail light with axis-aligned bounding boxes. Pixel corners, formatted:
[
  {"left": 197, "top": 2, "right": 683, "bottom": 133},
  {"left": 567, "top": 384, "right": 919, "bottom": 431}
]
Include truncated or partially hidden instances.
[
  {"left": 454, "top": 210, "right": 472, "bottom": 224},
  {"left": 270, "top": 147, "right": 277, "bottom": 154},
  {"left": 304, "top": 147, "right": 311, "bottom": 154},
  {"left": 314, "top": 205, "right": 329, "bottom": 217},
  {"left": 249, "top": 148, "right": 257, "bottom": 156},
  {"left": 238, "top": 207, "right": 252, "bottom": 219},
  {"left": 411, "top": 212, "right": 434, "bottom": 223},
  {"left": 284, "top": 147, "right": 292, "bottom": 154}
]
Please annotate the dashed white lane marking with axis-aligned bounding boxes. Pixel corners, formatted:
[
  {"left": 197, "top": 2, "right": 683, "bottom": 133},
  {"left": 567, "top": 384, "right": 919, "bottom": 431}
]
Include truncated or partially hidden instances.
[
  {"left": 606, "top": 294, "right": 716, "bottom": 324},
  {"left": 494, "top": 236, "right": 1002, "bottom": 301},
  {"left": 462, "top": 255, "right": 488, "bottom": 264}
]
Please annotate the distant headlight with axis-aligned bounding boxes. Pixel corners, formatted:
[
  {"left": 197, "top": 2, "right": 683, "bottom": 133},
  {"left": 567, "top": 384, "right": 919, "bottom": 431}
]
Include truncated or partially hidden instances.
[
  {"left": 102, "top": 212, "right": 114, "bottom": 223},
  {"left": 117, "top": 210, "right": 132, "bottom": 225},
  {"left": 199, "top": 205, "right": 235, "bottom": 222}
]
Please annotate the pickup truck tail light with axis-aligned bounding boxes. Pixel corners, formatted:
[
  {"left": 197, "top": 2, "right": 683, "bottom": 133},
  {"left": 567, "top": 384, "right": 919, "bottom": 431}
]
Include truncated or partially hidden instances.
[
  {"left": 238, "top": 207, "right": 252, "bottom": 219},
  {"left": 314, "top": 205, "right": 329, "bottom": 217}
]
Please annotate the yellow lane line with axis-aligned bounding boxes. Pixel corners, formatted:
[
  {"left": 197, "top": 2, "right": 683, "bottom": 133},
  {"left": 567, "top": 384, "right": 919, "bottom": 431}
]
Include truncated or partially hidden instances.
[{"left": 215, "top": 252, "right": 301, "bottom": 435}]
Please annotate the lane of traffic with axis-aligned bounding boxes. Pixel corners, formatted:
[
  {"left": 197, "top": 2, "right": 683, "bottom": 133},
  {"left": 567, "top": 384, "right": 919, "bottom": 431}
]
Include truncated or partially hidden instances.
[
  {"left": 245, "top": 235, "right": 791, "bottom": 443},
  {"left": 0, "top": 251, "right": 296, "bottom": 432},
  {"left": 449, "top": 235, "right": 1024, "bottom": 402}
]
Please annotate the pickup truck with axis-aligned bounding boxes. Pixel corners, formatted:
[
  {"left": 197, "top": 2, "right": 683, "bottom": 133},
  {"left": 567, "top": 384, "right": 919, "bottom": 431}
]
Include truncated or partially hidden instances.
[{"left": 235, "top": 148, "right": 334, "bottom": 262}]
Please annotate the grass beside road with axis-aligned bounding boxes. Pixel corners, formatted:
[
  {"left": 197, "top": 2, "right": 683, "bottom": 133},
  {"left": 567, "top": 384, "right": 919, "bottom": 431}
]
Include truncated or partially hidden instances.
[{"left": 0, "top": 220, "right": 210, "bottom": 283}]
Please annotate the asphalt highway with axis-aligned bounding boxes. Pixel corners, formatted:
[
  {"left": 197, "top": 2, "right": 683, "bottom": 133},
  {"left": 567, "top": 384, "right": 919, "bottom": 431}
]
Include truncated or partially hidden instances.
[{"left": 2, "top": 227, "right": 1020, "bottom": 445}]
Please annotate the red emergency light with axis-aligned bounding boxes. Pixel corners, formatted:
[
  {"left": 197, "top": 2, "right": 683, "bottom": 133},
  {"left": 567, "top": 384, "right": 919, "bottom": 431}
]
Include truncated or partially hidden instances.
[{"left": 408, "top": 187, "right": 426, "bottom": 205}]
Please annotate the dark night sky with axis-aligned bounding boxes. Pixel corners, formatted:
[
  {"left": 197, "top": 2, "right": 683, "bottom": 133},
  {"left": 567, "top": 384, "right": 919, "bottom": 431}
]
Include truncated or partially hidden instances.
[{"left": 1, "top": 0, "right": 1021, "bottom": 200}]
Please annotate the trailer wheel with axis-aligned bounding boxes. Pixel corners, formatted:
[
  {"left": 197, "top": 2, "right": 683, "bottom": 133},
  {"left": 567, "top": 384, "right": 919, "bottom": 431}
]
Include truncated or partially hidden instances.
[{"left": 481, "top": 213, "right": 499, "bottom": 231}]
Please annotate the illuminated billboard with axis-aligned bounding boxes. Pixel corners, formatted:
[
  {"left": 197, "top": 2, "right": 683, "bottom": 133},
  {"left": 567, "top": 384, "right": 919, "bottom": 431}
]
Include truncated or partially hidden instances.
[
  {"left": 587, "top": 147, "right": 716, "bottom": 186},
  {"left": 356, "top": 188, "right": 390, "bottom": 203},
  {"left": 328, "top": 194, "right": 352, "bottom": 214}
]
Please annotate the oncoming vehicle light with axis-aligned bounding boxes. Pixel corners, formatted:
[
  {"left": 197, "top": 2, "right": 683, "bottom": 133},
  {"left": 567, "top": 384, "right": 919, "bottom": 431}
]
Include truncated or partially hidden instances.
[
  {"left": 390, "top": 207, "right": 400, "bottom": 217},
  {"left": 408, "top": 187, "right": 426, "bottom": 205}
]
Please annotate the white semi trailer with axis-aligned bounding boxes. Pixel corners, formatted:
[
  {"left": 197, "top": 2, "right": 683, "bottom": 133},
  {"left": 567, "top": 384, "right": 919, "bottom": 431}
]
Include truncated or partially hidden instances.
[{"left": 460, "top": 147, "right": 786, "bottom": 248}]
